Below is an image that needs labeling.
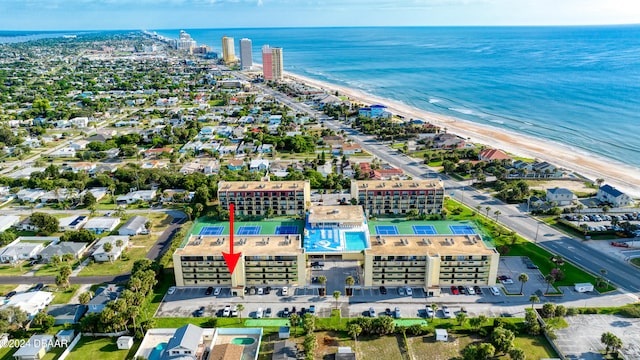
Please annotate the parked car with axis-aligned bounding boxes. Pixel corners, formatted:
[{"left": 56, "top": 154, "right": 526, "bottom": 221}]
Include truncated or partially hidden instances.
[
  {"left": 369, "top": 307, "right": 376, "bottom": 317},
  {"left": 33, "top": 283, "right": 44, "bottom": 292},
  {"left": 442, "top": 306, "right": 452, "bottom": 318},
  {"left": 256, "top": 308, "right": 263, "bottom": 319},
  {"left": 281, "top": 287, "right": 288, "bottom": 296},
  {"left": 223, "top": 305, "right": 231, "bottom": 317},
  {"left": 231, "top": 305, "right": 238, "bottom": 317},
  {"left": 194, "top": 306, "right": 205, "bottom": 317},
  {"left": 167, "top": 286, "right": 176, "bottom": 295},
  {"left": 425, "top": 305, "right": 434, "bottom": 318},
  {"left": 473, "top": 286, "right": 482, "bottom": 295},
  {"left": 5, "top": 291, "right": 16, "bottom": 299},
  {"left": 309, "top": 305, "right": 316, "bottom": 314},
  {"left": 450, "top": 286, "right": 459, "bottom": 295},
  {"left": 265, "top": 308, "right": 272, "bottom": 317},
  {"left": 490, "top": 286, "right": 501, "bottom": 296},
  {"left": 457, "top": 285, "right": 466, "bottom": 295},
  {"left": 282, "top": 307, "right": 290, "bottom": 317},
  {"left": 394, "top": 307, "right": 401, "bottom": 319},
  {"left": 466, "top": 286, "right": 476, "bottom": 295},
  {"left": 257, "top": 287, "right": 264, "bottom": 295},
  {"left": 501, "top": 278, "right": 514, "bottom": 285},
  {"left": 214, "top": 287, "right": 221, "bottom": 296},
  {"left": 398, "top": 287, "right": 405, "bottom": 296},
  {"left": 406, "top": 287, "right": 413, "bottom": 296},
  {"left": 205, "top": 286, "right": 214, "bottom": 295},
  {"left": 379, "top": 286, "right": 387, "bottom": 295},
  {"left": 265, "top": 286, "right": 271, "bottom": 295}
]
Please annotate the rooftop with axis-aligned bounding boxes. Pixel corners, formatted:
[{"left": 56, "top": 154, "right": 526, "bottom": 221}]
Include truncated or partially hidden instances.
[
  {"left": 367, "top": 234, "right": 496, "bottom": 256},
  {"left": 308, "top": 205, "right": 365, "bottom": 224},
  {"left": 353, "top": 180, "right": 444, "bottom": 191},
  {"left": 177, "top": 234, "right": 302, "bottom": 256},
  {"left": 218, "top": 180, "right": 309, "bottom": 192}
]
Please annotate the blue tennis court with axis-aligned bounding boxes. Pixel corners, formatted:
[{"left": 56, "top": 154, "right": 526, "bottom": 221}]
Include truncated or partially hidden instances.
[
  {"left": 275, "top": 226, "right": 298, "bottom": 235},
  {"left": 199, "top": 226, "right": 224, "bottom": 235},
  {"left": 237, "top": 226, "right": 261, "bottom": 235},
  {"left": 450, "top": 225, "right": 476, "bottom": 235},
  {"left": 375, "top": 225, "right": 399, "bottom": 235},
  {"left": 412, "top": 225, "right": 437, "bottom": 235}
]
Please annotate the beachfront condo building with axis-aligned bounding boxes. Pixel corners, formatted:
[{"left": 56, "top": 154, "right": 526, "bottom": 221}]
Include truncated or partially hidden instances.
[
  {"left": 262, "top": 45, "right": 273, "bottom": 80},
  {"left": 271, "top": 47, "right": 284, "bottom": 81},
  {"left": 221, "top": 36, "right": 236, "bottom": 64},
  {"left": 217, "top": 180, "right": 311, "bottom": 217},
  {"left": 240, "top": 38, "right": 253, "bottom": 70},
  {"left": 177, "top": 30, "right": 196, "bottom": 52},
  {"left": 173, "top": 234, "right": 306, "bottom": 288},
  {"left": 363, "top": 235, "right": 499, "bottom": 288},
  {"left": 350, "top": 180, "right": 445, "bottom": 216}
]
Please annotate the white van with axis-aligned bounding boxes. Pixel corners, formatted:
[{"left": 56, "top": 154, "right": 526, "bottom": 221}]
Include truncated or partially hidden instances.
[{"left": 490, "top": 286, "right": 501, "bottom": 296}]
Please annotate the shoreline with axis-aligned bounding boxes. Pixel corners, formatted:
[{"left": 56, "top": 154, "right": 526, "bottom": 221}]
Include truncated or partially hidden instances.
[{"left": 274, "top": 69, "right": 640, "bottom": 198}]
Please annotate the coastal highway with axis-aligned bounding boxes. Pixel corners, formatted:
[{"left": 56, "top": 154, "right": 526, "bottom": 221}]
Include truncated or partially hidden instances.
[{"left": 233, "top": 70, "right": 640, "bottom": 294}]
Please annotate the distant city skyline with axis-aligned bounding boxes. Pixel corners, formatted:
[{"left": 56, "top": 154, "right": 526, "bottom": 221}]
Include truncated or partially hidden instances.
[{"left": 0, "top": 0, "right": 638, "bottom": 30}]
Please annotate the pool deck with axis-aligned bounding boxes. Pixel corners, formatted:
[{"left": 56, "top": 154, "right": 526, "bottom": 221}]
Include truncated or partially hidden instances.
[{"left": 214, "top": 333, "right": 260, "bottom": 360}]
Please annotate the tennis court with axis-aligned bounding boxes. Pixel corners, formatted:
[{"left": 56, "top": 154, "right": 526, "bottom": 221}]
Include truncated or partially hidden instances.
[
  {"left": 275, "top": 225, "right": 299, "bottom": 234},
  {"left": 375, "top": 225, "right": 399, "bottom": 235},
  {"left": 450, "top": 225, "right": 476, "bottom": 235},
  {"left": 244, "top": 319, "right": 290, "bottom": 327},
  {"left": 198, "top": 226, "right": 224, "bottom": 235},
  {"left": 237, "top": 226, "right": 261, "bottom": 235},
  {"left": 412, "top": 225, "right": 437, "bottom": 235}
]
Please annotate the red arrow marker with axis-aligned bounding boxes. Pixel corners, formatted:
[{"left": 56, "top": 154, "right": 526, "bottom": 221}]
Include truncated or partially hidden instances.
[{"left": 222, "top": 203, "right": 241, "bottom": 274}]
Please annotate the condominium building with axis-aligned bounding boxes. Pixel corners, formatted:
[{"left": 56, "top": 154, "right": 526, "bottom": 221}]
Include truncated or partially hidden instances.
[
  {"left": 239, "top": 38, "right": 253, "bottom": 70},
  {"left": 221, "top": 36, "right": 236, "bottom": 64},
  {"left": 363, "top": 235, "right": 499, "bottom": 288},
  {"left": 271, "top": 47, "right": 284, "bottom": 81},
  {"left": 217, "top": 181, "right": 311, "bottom": 216},
  {"left": 351, "top": 180, "right": 445, "bottom": 216},
  {"left": 173, "top": 234, "right": 306, "bottom": 287},
  {"left": 262, "top": 45, "right": 273, "bottom": 80},
  {"left": 177, "top": 30, "right": 196, "bottom": 52}
]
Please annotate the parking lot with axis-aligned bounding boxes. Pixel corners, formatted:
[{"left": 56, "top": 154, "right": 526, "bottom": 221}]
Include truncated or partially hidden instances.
[{"left": 497, "top": 257, "right": 550, "bottom": 295}]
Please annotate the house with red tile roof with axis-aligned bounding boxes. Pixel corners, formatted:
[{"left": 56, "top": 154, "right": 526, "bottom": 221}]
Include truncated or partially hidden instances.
[{"left": 478, "top": 148, "right": 512, "bottom": 162}]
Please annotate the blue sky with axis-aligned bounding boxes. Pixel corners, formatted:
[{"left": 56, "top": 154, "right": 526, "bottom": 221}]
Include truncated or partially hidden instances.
[{"left": 1, "top": 0, "right": 639, "bottom": 30}]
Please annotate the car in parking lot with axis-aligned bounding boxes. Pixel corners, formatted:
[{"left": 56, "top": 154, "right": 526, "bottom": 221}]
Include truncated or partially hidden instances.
[
  {"left": 194, "top": 306, "right": 205, "bottom": 317},
  {"left": 466, "top": 286, "right": 475, "bottom": 295},
  {"left": 309, "top": 305, "right": 315, "bottom": 314},
  {"left": 265, "top": 286, "right": 271, "bottom": 295},
  {"left": 256, "top": 308, "right": 263, "bottom": 319},
  {"left": 501, "top": 278, "right": 514, "bottom": 284},
  {"left": 282, "top": 307, "right": 290, "bottom": 317},
  {"left": 369, "top": 307, "right": 376, "bottom": 317},
  {"left": 257, "top": 287, "right": 264, "bottom": 295},
  {"left": 398, "top": 287, "right": 405, "bottom": 296},
  {"left": 214, "top": 287, "right": 221, "bottom": 296},
  {"left": 205, "top": 286, "right": 214, "bottom": 295},
  {"left": 457, "top": 285, "right": 466, "bottom": 295},
  {"left": 281, "top": 287, "right": 288, "bottom": 296},
  {"left": 490, "top": 286, "right": 501, "bottom": 296},
  {"left": 473, "top": 286, "right": 482, "bottom": 295},
  {"left": 231, "top": 305, "right": 238, "bottom": 317},
  {"left": 450, "top": 286, "right": 459, "bottom": 295},
  {"left": 442, "top": 306, "right": 452, "bottom": 318},
  {"left": 406, "top": 287, "right": 413, "bottom": 296},
  {"left": 379, "top": 286, "right": 387, "bottom": 295},
  {"left": 425, "top": 305, "right": 434, "bottom": 318},
  {"left": 394, "top": 307, "right": 401, "bottom": 318},
  {"left": 223, "top": 305, "right": 231, "bottom": 317},
  {"left": 167, "top": 286, "right": 176, "bottom": 295},
  {"left": 265, "top": 308, "right": 272, "bottom": 317},
  {"left": 5, "top": 291, "right": 16, "bottom": 299}
]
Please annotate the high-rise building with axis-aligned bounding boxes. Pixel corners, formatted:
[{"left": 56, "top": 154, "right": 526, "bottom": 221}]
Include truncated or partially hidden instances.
[
  {"left": 261, "top": 45, "right": 273, "bottom": 80},
  {"left": 271, "top": 47, "right": 284, "bottom": 81},
  {"left": 177, "top": 30, "right": 196, "bottom": 52},
  {"left": 350, "top": 180, "right": 445, "bottom": 216},
  {"left": 221, "top": 36, "right": 236, "bottom": 64},
  {"left": 239, "top": 38, "right": 253, "bottom": 70}
]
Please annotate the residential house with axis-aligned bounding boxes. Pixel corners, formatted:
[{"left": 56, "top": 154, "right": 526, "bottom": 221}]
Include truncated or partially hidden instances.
[
  {"left": 0, "top": 215, "right": 20, "bottom": 232},
  {"left": 546, "top": 188, "right": 577, "bottom": 206},
  {"left": 118, "top": 216, "right": 149, "bottom": 236},
  {"left": 47, "top": 147, "right": 76, "bottom": 158},
  {"left": 16, "top": 189, "right": 45, "bottom": 203},
  {"left": 55, "top": 329, "right": 75, "bottom": 344},
  {"left": 69, "top": 117, "right": 89, "bottom": 128},
  {"left": 0, "top": 240, "right": 44, "bottom": 263},
  {"left": 82, "top": 217, "right": 120, "bottom": 234},
  {"left": 358, "top": 104, "right": 389, "bottom": 118},
  {"left": 161, "top": 189, "right": 193, "bottom": 203},
  {"left": 92, "top": 236, "right": 129, "bottom": 262},
  {"left": 13, "top": 334, "right": 54, "bottom": 360},
  {"left": 14, "top": 218, "right": 37, "bottom": 232},
  {"left": 58, "top": 216, "right": 88, "bottom": 232},
  {"left": 38, "top": 242, "right": 86, "bottom": 263},
  {"left": 39, "top": 189, "right": 76, "bottom": 203},
  {"left": 68, "top": 140, "right": 89, "bottom": 150},
  {"left": 432, "top": 133, "right": 466, "bottom": 149},
  {"left": 269, "top": 162, "right": 289, "bottom": 178},
  {"left": 322, "top": 136, "right": 343, "bottom": 146},
  {"left": 317, "top": 162, "right": 333, "bottom": 177},
  {"left": 2, "top": 291, "right": 53, "bottom": 319},
  {"left": 597, "top": 185, "right": 634, "bottom": 207},
  {"left": 163, "top": 324, "right": 204, "bottom": 359},
  {"left": 340, "top": 143, "right": 362, "bottom": 155},
  {"left": 199, "top": 126, "right": 215, "bottom": 138},
  {"left": 227, "top": 160, "right": 244, "bottom": 171},
  {"left": 218, "top": 145, "right": 238, "bottom": 156},
  {"left": 84, "top": 187, "right": 108, "bottom": 202},
  {"left": 47, "top": 304, "right": 87, "bottom": 325},
  {"left": 116, "top": 190, "right": 156, "bottom": 205},
  {"left": 249, "top": 159, "right": 270, "bottom": 172},
  {"left": 179, "top": 161, "right": 202, "bottom": 175},
  {"left": 342, "top": 162, "right": 355, "bottom": 178},
  {"left": 204, "top": 160, "right": 219, "bottom": 175},
  {"left": 215, "top": 126, "right": 234, "bottom": 137},
  {"left": 65, "top": 162, "right": 96, "bottom": 173},
  {"left": 531, "top": 161, "right": 563, "bottom": 178},
  {"left": 143, "top": 147, "right": 173, "bottom": 158},
  {"left": 370, "top": 168, "right": 404, "bottom": 180},
  {"left": 256, "top": 144, "right": 273, "bottom": 154},
  {"left": 86, "top": 285, "right": 123, "bottom": 314},
  {"left": 478, "top": 148, "right": 512, "bottom": 162}
]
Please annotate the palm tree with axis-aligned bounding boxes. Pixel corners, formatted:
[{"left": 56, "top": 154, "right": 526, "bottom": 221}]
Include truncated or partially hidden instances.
[
  {"left": 347, "top": 323, "right": 362, "bottom": 344},
  {"left": 289, "top": 313, "right": 300, "bottom": 337},
  {"left": 184, "top": 206, "right": 193, "bottom": 221},
  {"left": 345, "top": 276, "right": 355, "bottom": 296},
  {"left": 494, "top": 210, "right": 502, "bottom": 222},
  {"left": 430, "top": 303, "right": 438, "bottom": 319},
  {"left": 456, "top": 311, "right": 468, "bottom": 326},
  {"left": 485, "top": 206, "right": 491, "bottom": 218},
  {"left": 598, "top": 268, "right": 608, "bottom": 288},
  {"left": 318, "top": 275, "right": 327, "bottom": 297},
  {"left": 595, "top": 178, "right": 605, "bottom": 187},
  {"left": 544, "top": 274, "right": 555, "bottom": 294},
  {"left": 529, "top": 295, "right": 540, "bottom": 308},
  {"left": 518, "top": 273, "right": 529, "bottom": 295},
  {"left": 333, "top": 291, "right": 341, "bottom": 310},
  {"left": 236, "top": 304, "right": 244, "bottom": 323}
]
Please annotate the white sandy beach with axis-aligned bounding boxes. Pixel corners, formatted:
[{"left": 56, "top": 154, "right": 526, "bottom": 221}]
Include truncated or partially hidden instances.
[{"left": 277, "top": 70, "right": 640, "bottom": 198}]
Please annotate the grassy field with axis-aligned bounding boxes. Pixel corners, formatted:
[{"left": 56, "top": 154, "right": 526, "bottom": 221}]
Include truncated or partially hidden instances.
[
  {"left": 35, "top": 260, "right": 81, "bottom": 276},
  {"left": 0, "top": 264, "right": 32, "bottom": 276},
  {"left": 50, "top": 284, "right": 80, "bottom": 305},
  {"left": 78, "top": 246, "right": 147, "bottom": 276},
  {"left": 0, "top": 284, "right": 17, "bottom": 296},
  {"left": 65, "top": 337, "right": 131, "bottom": 360}
]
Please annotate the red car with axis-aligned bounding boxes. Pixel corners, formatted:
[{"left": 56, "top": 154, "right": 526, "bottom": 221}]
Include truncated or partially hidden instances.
[{"left": 450, "top": 286, "right": 459, "bottom": 295}]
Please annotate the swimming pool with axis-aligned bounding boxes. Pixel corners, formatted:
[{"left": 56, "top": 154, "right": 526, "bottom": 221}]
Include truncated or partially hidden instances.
[
  {"left": 344, "top": 232, "right": 368, "bottom": 251},
  {"left": 148, "top": 342, "right": 167, "bottom": 360},
  {"left": 231, "top": 337, "right": 256, "bottom": 345}
]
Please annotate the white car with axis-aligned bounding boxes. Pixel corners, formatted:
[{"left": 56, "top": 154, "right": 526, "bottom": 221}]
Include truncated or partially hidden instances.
[
  {"left": 281, "top": 287, "right": 288, "bottom": 296},
  {"left": 167, "top": 286, "right": 176, "bottom": 295},
  {"left": 256, "top": 308, "right": 263, "bottom": 319},
  {"left": 442, "top": 306, "right": 452, "bottom": 318},
  {"left": 425, "top": 306, "right": 434, "bottom": 318},
  {"left": 257, "top": 287, "right": 264, "bottom": 295},
  {"left": 490, "top": 286, "right": 501, "bottom": 296},
  {"left": 406, "top": 287, "right": 413, "bottom": 296},
  {"left": 369, "top": 307, "right": 376, "bottom": 317},
  {"left": 223, "top": 305, "right": 231, "bottom": 317},
  {"left": 214, "top": 287, "right": 221, "bottom": 296},
  {"left": 231, "top": 305, "right": 238, "bottom": 317},
  {"left": 466, "top": 286, "right": 476, "bottom": 295}
]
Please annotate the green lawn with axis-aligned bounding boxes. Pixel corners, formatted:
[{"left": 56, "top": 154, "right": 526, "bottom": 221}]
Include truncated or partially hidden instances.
[
  {"left": 35, "top": 260, "right": 81, "bottom": 276},
  {"left": 357, "top": 334, "right": 404, "bottom": 360},
  {"left": 0, "top": 264, "right": 30, "bottom": 276},
  {"left": 50, "top": 284, "right": 80, "bottom": 305},
  {"left": 0, "top": 284, "right": 17, "bottom": 296},
  {"left": 79, "top": 247, "right": 147, "bottom": 276},
  {"left": 65, "top": 337, "right": 131, "bottom": 360},
  {"left": 0, "top": 346, "right": 15, "bottom": 360}
]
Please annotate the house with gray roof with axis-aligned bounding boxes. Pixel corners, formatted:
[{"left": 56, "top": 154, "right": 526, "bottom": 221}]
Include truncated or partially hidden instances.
[
  {"left": 162, "top": 324, "right": 204, "bottom": 359},
  {"left": 13, "top": 334, "right": 53, "bottom": 360},
  {"left": 87, "top": 285, "right": 122, "bottom": 314},
  {"left": 597, "top": 184, "right": 633, "bottom": 208},
  {"left": 92, "top": 236, "right": 129, "bottom": 262},
  {"left": 39, "top": 242, "right": 86, "bottom": 263},
  {"left": 47, "top": 304, "right": 87, "bottom": 325},
  {"left": 0, "top": 240, "right": 44, "bottom": 263},
  {"left": 118, "top": 216, "right": 149, "bottom": 236},
  {"left": 546, "top": 188, "right": 576, "bottom": 206}
]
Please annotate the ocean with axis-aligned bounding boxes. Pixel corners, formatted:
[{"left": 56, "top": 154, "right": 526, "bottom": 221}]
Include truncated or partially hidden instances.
[
  {"left": 154, "top": 26, "right": 640, "bottom": 169},
  {"left": 5, "top": 26, "right": 639, "bottom": 168}
]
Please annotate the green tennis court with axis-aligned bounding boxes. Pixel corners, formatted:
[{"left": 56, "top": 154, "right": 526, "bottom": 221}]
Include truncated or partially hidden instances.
[
  {"left": 244, "top": 319, "right": 291, "bottom": 327},
  {"left": 394, "top": 319, "right": 428, "bottom": 327}
]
